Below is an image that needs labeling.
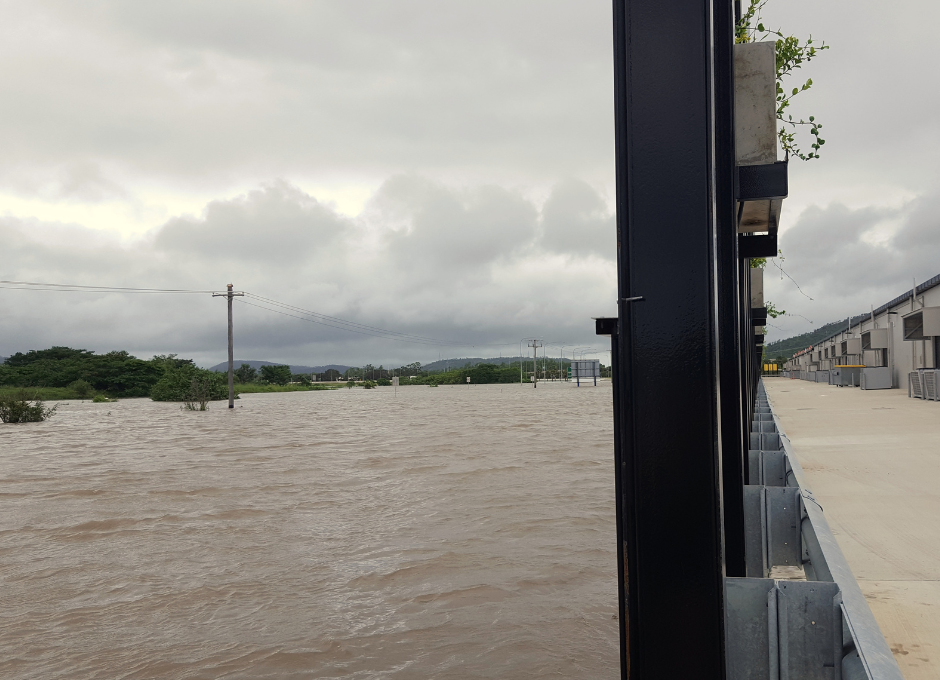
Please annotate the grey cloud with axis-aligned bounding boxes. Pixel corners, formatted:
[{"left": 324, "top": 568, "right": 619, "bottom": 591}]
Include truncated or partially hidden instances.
[
  {"left": 56, "top": 162, "right": 128, "bottom": 201},
  {"left": 540, "top": 179, "right": 614, "bottom": 257},
  {"left": 0, "top": 179, "right": 616, "bottom": 366},
  {"left": 0, "top": 1, "right": 614, "bottom": 187},
  {"left": 767, "top": 191, "right": 940, "bottom": 341},
  {"left": 154, "top": 180, "right": 349, "bottom": 263},
  {"left": 375, "top": 175, "right": 538, "bottom": 275}
]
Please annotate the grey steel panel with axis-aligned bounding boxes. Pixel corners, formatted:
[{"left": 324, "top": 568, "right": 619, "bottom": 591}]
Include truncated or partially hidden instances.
[
  {"left": 759, "top": 420, "right": 777, "bottom": 433},
  {"left": 725, "top": 577, "right": 777, "bottom": 680},
  {"left": 761, "top": 451, "right": 787, "bottom": 487},
  {"left": 761, "top": 433, "right": 781, "bottom": 450},
  {"left": 748, "top": 450, "right": 762, "bottom": 485},
  {"left": 743, "top": 486, "right": 768, "bottom": 578},
  {"left": 750, "top": 432, "right": 762, "bottom": 450},
  {"left": 766, "top": 486, "right": 802, "bottom": 568},
  {"left": 777, "top": 580, "right": 843, "bottom": 680},
  {"left": 727, "top": 578, "right": 847, "bottom": 680}
]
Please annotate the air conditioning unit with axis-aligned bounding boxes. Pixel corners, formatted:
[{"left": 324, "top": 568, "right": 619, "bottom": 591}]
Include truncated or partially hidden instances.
[
  {"left": 910, "top": 371, "right": 925, "bottom": 399},
  {"left": 860, "top": 367, "right": 891, "bottom": 390},
  {"left": 832, "top": 366, "right": 862, "bottom": 387},
  {"left": 861, "top": 328, "right": 889, "bottom": 350},
  {"left": 841, "top": 337, "right": 862, "bottom": 355},
  {"left": 903, "top": 307, "right": 940, "bottom": 340}
]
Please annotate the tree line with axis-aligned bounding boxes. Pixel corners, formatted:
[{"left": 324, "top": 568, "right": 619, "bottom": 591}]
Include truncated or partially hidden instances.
[{"left": 0, "top": 347, "right": 227, "bottom": 401}]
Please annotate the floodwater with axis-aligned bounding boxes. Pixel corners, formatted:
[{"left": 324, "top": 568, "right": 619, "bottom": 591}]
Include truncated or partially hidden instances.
[{"left": 0, "top": 382, "right": 619, "bottom": 679}]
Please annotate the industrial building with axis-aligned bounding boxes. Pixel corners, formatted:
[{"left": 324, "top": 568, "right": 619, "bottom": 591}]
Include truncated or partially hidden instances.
[{"left": 782, "top": 274, "right": 940, "bottom": 397}]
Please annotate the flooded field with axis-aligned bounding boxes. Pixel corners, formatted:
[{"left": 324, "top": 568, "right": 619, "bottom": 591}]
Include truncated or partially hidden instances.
[{"left": 0, "top": 382, "right": 619, "bottom": 679}]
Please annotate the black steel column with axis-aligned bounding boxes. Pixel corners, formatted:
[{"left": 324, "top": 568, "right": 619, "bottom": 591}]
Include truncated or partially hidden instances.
[
  {"left": 611, "top": 0, "right": 727, "bottom": 677},
  {"left": 714, "top": 0, "right": 746, "bottom": 577},
  {"left": 599, "top": 318, "right": 633, "bottom": 677}
]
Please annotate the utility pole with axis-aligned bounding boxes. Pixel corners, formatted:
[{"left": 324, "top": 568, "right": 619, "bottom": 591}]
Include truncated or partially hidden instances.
[
  {"left": 213, "top": 284, "right": 245, "bottom": 409},
  {"left": 527, "top": 339, "right": 542, "bottom": 388}
]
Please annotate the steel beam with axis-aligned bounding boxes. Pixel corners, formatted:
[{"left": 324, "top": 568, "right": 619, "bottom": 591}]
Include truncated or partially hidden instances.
[
  {"left": 713, "top": 0, "right": 747, "bottom": 578},
  {"left": 611, "top": 0, "right": 729, "bottom": 676}
]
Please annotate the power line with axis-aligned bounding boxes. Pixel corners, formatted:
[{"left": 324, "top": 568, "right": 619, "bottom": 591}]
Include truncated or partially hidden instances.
[
  {"left": 0, "top": 280, "right": 214, "bottom": 294},
  {"left": 235, "top": 298, "right": 466, "bottom": 347},
  {"left": 0, "top": 278, "right": 589, "bottom": 351},
  {"left": 243, "top": 293, "right": 468, "bottom": 346}
]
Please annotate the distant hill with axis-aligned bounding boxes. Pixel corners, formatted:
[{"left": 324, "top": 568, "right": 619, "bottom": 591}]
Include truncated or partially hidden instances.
[
  {"left": 765, "top": 314, "right": 869, "bottom": 360},
  {"left": 209, "top": 360, "right": 351, "bottom": 374},
  {"left": 422, "top": 356, "right": 564, "bottom": 372}
]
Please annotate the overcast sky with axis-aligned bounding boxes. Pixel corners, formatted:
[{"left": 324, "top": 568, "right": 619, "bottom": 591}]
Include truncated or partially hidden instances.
[{"left": 1, "top": 0, "right": 937, "bottom": 366}]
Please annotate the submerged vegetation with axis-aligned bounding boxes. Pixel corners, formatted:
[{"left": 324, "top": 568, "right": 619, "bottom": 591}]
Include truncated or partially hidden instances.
[
  {"left": 234, "top": 383, "right": 337, "bottom": 393},
  {"left": 0, "top": 391, "right": 57, "bottom": 423},
  {"left": 150, "top": 365, "right": 228, "bottom": 403},
  {"left": 407, "top": 363, "right": 526, "bottom": 385}
]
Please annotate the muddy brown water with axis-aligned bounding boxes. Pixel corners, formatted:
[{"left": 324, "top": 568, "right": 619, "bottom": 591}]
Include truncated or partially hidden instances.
[{"left": 1, "top": 382, "right": 618, "bottom": 679}]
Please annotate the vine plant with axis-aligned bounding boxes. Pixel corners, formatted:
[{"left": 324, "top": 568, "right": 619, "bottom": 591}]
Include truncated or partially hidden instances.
[
  {"left": 751, "top": 251, "right": 786, "bottom": 320},
  {"left": 735, "top": 0, "right": 828, "bottom": 160}
]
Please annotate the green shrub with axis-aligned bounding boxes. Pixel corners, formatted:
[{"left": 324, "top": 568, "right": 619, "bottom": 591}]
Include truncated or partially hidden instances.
[
  {"left": 151, "top": 366, "right": 228, "bottom": 403},
  {"left": 234, "top": 363, "right": 258, "bottom": 383},
  {"left": 0, "top": 392, "right": 57, "bottom": 423},
  {"left": 259, "top": 365, "right": 291, "bottom": 385},
  {"left": 68, "top": 379, "right": 93, "bottom": 399},
  {"left": 92, "top": 394, "right": 116, "bottom": 403},
  {"left": 346, "top": 380, "right": 355, "bottom": 389},
  {"left": 362, "top": 380, "right": 377, "bottom": 389},
  {"left": 376, "top": 378, "right": 392, "bottom": 386}
]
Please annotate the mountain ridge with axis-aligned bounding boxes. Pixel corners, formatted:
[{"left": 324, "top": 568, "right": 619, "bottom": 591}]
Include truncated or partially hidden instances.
[{"left": 209, "top": 360, "right": 351, "bottom": 374}]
